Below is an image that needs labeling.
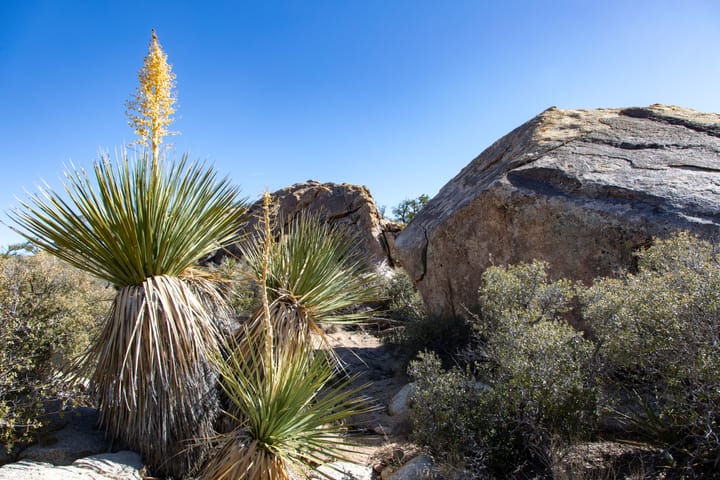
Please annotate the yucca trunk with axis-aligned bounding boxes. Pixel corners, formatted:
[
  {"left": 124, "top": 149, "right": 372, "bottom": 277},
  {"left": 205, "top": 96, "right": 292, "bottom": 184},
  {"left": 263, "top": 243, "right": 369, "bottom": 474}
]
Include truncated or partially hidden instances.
[{"left": 87, "top": 275, "right": 224, "bottom": 476}]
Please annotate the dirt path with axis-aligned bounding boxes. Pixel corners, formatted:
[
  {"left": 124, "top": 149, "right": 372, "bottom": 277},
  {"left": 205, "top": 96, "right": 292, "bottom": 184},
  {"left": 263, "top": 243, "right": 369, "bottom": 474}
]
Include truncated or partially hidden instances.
[{"left": 324, "top": 325, "right": 416, "bottom": 467}]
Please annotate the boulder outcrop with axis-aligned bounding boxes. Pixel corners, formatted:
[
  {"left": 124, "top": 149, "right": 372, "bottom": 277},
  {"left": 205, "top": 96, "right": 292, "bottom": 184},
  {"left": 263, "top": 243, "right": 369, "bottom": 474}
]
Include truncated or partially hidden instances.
[
  {"left": 395, "top": 105, "right": 720, "bottom": 316},
  {"left": 220, "top": 181, "right": 400, "bottom": 272}
]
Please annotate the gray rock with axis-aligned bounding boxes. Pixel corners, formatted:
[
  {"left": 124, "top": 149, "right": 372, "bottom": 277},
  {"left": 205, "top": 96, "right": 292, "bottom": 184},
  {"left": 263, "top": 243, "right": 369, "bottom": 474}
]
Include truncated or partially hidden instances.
[
  {"left": 0, "top": 451, "right": 143, "bottom": 480},
  {"left": 395, "top": 105, "right": 720, "bottom": 317},
  {"left": 386, "top": 383, "right": 415, "bottom": 417},
  {"left": 19, "top": 407, "right": 110, "bottom": 466},
  {"left": 387, "top": 455, "right": 437, "bottom": 480}
]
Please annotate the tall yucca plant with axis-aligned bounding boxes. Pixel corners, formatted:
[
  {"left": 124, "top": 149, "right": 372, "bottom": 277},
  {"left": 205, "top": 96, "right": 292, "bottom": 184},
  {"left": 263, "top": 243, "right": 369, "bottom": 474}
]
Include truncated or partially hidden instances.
[{"left": 9, "top": 153, "right": 245, "bottom": 478}]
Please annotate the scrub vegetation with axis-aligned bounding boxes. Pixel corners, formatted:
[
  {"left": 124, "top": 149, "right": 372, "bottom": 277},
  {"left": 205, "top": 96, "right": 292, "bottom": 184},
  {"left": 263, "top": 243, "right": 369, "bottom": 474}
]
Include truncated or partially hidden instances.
[
  {"left": 0, "top": 247, "right": 110, "bottom": 452},
  {"left": 403, "top": 232, "right": 720, "bottom": 478}
]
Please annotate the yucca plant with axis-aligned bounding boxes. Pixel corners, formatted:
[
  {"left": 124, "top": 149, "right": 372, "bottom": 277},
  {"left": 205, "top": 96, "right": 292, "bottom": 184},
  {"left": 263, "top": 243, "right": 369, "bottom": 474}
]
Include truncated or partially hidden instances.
[
  {"left": 202, "top": 195, "right": 379, "bottom": 479},
  {"left": 9, "top": 153, "right": 245, "bottom": 478},
  {"left": 238, "top": 205, "right": 381, "bottom": 351},
  {"left": 204, "top": 326, "right": 373, "bottom": 480}
]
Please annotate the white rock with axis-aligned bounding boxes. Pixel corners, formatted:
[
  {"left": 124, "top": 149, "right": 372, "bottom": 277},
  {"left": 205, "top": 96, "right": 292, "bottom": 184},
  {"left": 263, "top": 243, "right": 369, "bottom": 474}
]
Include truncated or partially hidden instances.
[
  {"left": 387, "top": 383, "right": 415, "bottom": 417},
  {"left": 314, "top": 461, "right": 373, "bottom": 480},
  {"left": 0, "top": 451, "right": 143, "bottom": 480},
  {"left": 19, "top": 407, "right": 110, "bottom": 466}
]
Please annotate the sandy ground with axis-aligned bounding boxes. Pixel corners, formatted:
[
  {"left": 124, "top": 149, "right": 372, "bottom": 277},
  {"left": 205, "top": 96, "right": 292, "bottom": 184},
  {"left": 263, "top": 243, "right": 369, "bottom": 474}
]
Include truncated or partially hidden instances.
[{"left": 322, "top": 324, "right": 417, "bottom": 468}]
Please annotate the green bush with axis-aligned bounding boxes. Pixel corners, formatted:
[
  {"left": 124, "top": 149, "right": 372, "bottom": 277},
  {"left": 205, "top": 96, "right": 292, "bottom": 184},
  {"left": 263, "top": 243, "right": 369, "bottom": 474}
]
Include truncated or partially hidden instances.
[
  {"left": 410, "top": 261, "right": 596, "bottom": 477},
  {"left": 382, "top": 270, "right": 471, "bottom": 363},
  {"left": 472, "top": 261, "right": 595, "bottom": 439},
  {"left": 0, "top": 248, "right": 110, "bottom": 451},
  {"left": 383, "top": 269, "right": 425, "bottom": 323},
  {"left": 583, "top": 232, "right": 720, "bottom": 473},
  {"left": 408, "top": 352, "right": 489, "bottom": 476},
  {"left": 410, "top": 233, "right": 720, "bottom": 477}
]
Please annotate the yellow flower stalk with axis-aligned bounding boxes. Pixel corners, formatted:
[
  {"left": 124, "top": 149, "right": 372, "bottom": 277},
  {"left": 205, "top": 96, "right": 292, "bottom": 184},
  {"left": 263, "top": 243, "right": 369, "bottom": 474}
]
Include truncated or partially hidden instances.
[{"left": 126, "top": 29, "right": 177, "bottom": 169}]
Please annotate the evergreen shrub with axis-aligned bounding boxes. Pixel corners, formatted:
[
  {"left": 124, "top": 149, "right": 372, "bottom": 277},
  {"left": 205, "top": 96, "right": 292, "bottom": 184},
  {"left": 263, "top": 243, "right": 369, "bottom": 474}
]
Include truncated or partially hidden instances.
[
  {"left": 0, "top": 248, "right": 110, "bottom": 451},
  {"left": 410, "top": 261, "right": 596, "bottom": 477},
  {"left": 383, "top": 269, "right": 471, "bottom": 363},
  {"left": 583, "top": 232, "right": 720, "bottom": 474},
  {"left": 410, "top": 233, "right": 720, "bottom": 477}
]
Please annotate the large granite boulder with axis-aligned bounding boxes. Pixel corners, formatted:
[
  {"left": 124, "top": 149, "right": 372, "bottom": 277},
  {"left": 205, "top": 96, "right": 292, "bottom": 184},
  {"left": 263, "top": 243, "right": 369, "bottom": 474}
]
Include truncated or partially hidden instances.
[
  {"left": 395, "top": 105, "right": 720, "bottom": 316},
  {"left": 220, "top": 181, "right": 401, "bottom": 272}
]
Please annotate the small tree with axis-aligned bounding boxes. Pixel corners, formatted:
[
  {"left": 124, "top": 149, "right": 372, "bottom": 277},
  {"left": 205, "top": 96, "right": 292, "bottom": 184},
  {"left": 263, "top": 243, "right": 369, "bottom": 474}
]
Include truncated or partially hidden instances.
[
  {"left": 392, "top": 194, "right": 429, "bottom": 225},
  {"left": 126, "top": 29, "right": 177, "bottom": 168}
]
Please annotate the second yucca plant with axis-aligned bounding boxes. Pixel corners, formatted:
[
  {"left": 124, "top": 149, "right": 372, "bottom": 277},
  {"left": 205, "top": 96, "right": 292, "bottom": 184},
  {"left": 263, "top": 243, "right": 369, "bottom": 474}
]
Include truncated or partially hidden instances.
[{"left": 203, "top": 194, "right": 379, "bottom": 479}]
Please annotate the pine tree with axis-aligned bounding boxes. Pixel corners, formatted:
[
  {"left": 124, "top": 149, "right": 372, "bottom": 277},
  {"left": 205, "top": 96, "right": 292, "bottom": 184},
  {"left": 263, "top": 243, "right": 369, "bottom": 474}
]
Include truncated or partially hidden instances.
[{"left": 126, "top": 29, "right": 177, "bottom": 168}]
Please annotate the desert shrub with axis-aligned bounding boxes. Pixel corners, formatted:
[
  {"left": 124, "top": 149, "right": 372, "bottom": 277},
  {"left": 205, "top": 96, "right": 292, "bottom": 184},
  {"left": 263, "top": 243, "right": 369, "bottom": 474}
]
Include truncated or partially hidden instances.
[
  {"left": 408, "top": 352, "right": 489, "bottom": 476},
  {"left": 0, "top": 247, "right": 110, "bottom": 451},
  {"left": 582, "top": 232, "right": 720, "bottom": 474},
  {"left": 410, "top": 261, "right": 596, "bottom": 477},
  {"left": 384, "top": 269, "right": 425, "bottom": 322},
  {"left": 382, "top": 270, "right": 471, "bottom": 363},
  {"left": 398, "top": 313, "right": 472, "bottom": 364}
]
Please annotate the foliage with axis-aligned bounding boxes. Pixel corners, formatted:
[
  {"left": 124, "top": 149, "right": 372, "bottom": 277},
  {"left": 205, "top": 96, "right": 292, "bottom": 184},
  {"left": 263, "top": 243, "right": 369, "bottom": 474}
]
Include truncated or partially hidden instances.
[
  {"left": 397, "top": 314, "right": 472, "bottom": 366},
  {"left": 408, "top": 352, "right": 489, "bottom": 476},
  {"left": 126, "top": 29, "right": 177, "bottom": 166},
  {"left": 210, "top": 257, "right": 262, "bottom": 314},
  {"left": 582, "top": 232, "right": 720, "bottom": 474},
  {"left": 391, "top": 194, "right": 429, "bottom": 225},
  {"left": 0, "top": 250, "right": 110, "bottom": 451},
  {"left": 409, "top": 234, "right": 720, "bottom": 477},
  {"left": 383, "top": 269, "right": 425, "bottom": 323},
  {"left": 9, "top": 154, "right": 245, "bottom": 478},
  {"left": 203, "top": 195, "right": 376, "bottom": 480},
  {"left": 381, "top": 269, "right": 470, "bottom": 364},
  {"left": 10, "top": 154, "right": 243, "bottom": 285},
  {"left": 238, "top": 207, "right": 381, "bottom": 348},
  {"left": 410, "top": 261, "right": 596, "bottom": 477},
  {"left": 204, "top": 327, "right": 373, "bottom": 480}
]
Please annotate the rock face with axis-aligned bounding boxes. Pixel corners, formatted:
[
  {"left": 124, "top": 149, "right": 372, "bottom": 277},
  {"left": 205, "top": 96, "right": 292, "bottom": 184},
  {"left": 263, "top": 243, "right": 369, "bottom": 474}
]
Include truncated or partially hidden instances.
[
  {"left": 395, "top": 105, "right": 720, "bottom": 316},
  {"left": 221, "top": 181, "right": 400, "bottom": 272},
  {"left": 0, "top": 451, "right": 143, "bottom": 480},
  {"left": 19, "top": 407, "right": 110, "bottom": 466}
]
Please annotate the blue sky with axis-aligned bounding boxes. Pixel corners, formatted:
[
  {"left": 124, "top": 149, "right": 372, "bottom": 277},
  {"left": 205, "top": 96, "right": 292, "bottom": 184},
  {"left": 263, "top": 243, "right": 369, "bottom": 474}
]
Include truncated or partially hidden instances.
[{"left": 2, "top": 1, "right": 720, "bottom": 247}]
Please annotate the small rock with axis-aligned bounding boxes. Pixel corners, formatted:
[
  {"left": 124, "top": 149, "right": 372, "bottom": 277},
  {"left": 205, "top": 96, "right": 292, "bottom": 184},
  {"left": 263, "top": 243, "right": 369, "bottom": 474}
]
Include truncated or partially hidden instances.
[
  {"left": 0, "top": 450, "right": 143, "bottom": 480},
  {"left": 314, "top": 461, "right": 373, "bottom": 480},
  {"left": 387, "top": 383, "right": 415, "bottom": 417},
  {"left": 388, "top": 455, "right": 437, "bottom": 480},
  {"left": 19, "top": 407, "right": 110, "bottom": 466}
]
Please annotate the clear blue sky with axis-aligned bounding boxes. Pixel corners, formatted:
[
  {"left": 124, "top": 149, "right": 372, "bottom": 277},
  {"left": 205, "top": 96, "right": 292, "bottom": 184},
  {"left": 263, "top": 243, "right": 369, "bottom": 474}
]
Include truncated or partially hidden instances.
[{"left": 2, "top": 0, "right": 720, "bottom": 247}]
